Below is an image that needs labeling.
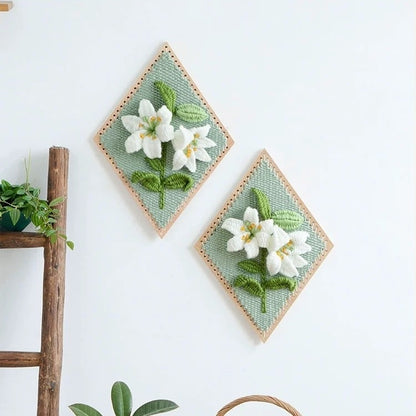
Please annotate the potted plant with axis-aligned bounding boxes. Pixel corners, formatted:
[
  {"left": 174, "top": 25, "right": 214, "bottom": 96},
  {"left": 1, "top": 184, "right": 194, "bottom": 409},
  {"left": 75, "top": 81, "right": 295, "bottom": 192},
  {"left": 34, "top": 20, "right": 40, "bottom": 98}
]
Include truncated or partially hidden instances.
[
  {"left": 0, "top": 158, "right": 73, "bottom": 249},
  {"left": 69, "top": 381, "right": 178, "bottom": 416}
]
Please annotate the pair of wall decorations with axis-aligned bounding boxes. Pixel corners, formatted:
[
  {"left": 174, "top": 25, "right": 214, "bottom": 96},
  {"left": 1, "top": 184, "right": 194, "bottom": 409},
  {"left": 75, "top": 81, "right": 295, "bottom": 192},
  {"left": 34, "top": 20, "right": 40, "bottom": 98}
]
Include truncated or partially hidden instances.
[{"left": 95, "top": 43, "right": 333, "bottom": 342}]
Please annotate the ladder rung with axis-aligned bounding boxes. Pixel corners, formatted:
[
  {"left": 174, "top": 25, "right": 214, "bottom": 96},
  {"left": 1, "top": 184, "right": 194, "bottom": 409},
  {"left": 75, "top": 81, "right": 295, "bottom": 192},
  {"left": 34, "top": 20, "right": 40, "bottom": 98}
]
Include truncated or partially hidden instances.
[
  {"left": 0, "top": 232, "right": 47, "bottom": 249},
  {"left": 0, "top": 351, "right": 41, "bottom": 367}
]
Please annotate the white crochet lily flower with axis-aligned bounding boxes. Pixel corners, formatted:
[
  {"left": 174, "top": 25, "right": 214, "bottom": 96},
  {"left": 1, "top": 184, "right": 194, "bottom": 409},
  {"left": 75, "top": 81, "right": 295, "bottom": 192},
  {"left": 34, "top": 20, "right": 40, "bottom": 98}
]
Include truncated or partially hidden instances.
[
  {"left": 172, "top": 125, "right": 216, "bottom": 173},
  {"left": 222, "top": 207, "right": 274, "bottom": 259},
  {"left": 266, "top": 227, "right": 311, "bottom": 277},
  {"left": 121, "top": 99, "right": 174, "bottom": 159}
]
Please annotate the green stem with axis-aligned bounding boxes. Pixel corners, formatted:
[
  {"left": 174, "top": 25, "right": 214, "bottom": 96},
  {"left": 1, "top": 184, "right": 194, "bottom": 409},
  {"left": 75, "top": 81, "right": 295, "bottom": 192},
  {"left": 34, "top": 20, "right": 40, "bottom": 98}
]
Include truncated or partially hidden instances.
[
  {"left": 260, "top": 247, "right": 268, "bottom": 313},
  {"left": 158, "top": 143, "right": 167, "bottom": 209},
  {"left": 159, "top": 189, "right": 165, "bottom": 209},
  {"left": 261, "top": 292, "right": 266, "bottom": 313}
]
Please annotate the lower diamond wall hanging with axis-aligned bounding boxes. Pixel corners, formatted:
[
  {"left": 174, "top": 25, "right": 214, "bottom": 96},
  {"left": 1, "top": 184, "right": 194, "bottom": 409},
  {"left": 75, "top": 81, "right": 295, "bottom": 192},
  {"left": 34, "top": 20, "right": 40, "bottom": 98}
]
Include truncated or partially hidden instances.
[
  {"left": 95, "top": 43, "right": 234, "bottom": 237},
  {"left": 196, "top": 150, "right": 333, "bottom": 342}
]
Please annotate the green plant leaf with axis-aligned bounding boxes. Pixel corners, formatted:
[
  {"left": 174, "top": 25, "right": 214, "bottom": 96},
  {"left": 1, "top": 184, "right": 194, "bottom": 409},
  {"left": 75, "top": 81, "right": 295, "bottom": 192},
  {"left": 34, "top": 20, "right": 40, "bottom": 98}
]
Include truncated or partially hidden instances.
[
  {"left": 271, "top": 210, "right": 304, "bottom": 231},
  {"left": 49, "top": 196, "right": 65, "bottom": 207},
  {"left": 252, "top": 188, "right": 271, "bottom": 220},
  {"left": 145, "top": 157, "right": 164, "bottom": 173},
  {"left": 163, "top": 173, "right": 193, "bottom": 191},
  {"left": 0, "top": 180, "right": 11, "bottom": 191},
  {"left": 67, "top": 240, "right": 75, "bottom": 250},
  {"left": 237, "top": 260, "right": 263, "bottom": 274},
  {"left": 233, "top": 275, "right": 264, "bottom": 297},
  {"left": 133, "top": 400, "right": 178, "bottom": 416},
  {"left": 68, "top": 404, "right": 103, "bottom": 416},
  {"left": 175, "top": 104, "right": 208, "bottom": 122},
  {"left": 8, "top": 208, "right": 20, "bottom": 225},
  {"left": 264, "top": 277, "right": 296, "bottom": 291},
  {"left": 131, "top": 172, "right": 162, "bottom": 192},
  {"left": 111, "top": 381, "right": 132, "bottom": 416},
  {"left": 154, "top": 81, "right": 176, "bottom": 113}
]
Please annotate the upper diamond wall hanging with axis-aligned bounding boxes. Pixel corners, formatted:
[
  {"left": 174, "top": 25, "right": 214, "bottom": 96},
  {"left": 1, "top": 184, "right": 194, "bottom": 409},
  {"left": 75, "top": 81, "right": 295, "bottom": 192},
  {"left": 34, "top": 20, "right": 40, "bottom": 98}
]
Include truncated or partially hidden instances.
[
  {"left": 95, "top": 43, "right": 234, "bottom": 237},
  {"left": 196, "top": 150, "right": 333, "bottom": 342}
]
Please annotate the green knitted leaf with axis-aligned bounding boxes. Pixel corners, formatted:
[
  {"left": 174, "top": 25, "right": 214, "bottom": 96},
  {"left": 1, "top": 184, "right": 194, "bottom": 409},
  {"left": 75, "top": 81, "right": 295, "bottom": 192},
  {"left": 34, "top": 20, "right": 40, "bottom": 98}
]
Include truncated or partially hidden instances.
[
  {"left": 132, "top": 399, "right": 178, "bottom": 416},
  {"left": 131, "top": 171, "right": 162, "bottom": 192},
  {"left": 154, "top": 81, "right": 176, "bottom": 112},
  {"left": 69, "top": 404, "right": 103, "bottom": 416},
  {"left": 264, "top": 277, "right": 296, "bottom": 291},
  {"left": 111, "top": 381, "right": 132, "bottom": 416},
  {"left": 252, "top": 188, "right": 271, "bottom": 220},
  {"left": 271, "top": 210, "right": 304, "bottom": 231},
  {"left": 237, "top": 259, "right": 263, "bottom": 274},
  {"left": 234, "top": 275, "right": 264, "bottom": 297},
  {"left": 163, "top": 173, "right": 193, "bottom": 191},
  {"left": 145, "top": 157, "right": 164, "bottom": 173},
  {"left": 175, "top": 104, "right": 208, "bottom": 122}
]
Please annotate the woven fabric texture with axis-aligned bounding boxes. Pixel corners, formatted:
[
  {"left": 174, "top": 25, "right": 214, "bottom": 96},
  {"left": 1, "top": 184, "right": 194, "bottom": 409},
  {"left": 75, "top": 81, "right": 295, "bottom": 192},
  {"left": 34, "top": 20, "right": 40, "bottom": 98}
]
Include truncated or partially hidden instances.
[
  {"left": 100, "top": 51, "right": 228, "bottom": 230},
  {"left": 202, "top": 158, "right": 327, "bottom": 333}
]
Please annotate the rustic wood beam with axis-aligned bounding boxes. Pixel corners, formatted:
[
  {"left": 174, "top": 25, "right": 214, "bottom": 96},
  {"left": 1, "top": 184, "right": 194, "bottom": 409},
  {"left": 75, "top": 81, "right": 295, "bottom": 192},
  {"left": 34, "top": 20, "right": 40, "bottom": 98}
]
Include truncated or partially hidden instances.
[
  {"left": 0, "top": 351, "right": 41, "bottom": 367},
  {"left": 0, "top": 232, "right": 47, "bottom": 249},
  {"left": 37, "top": 147, "right": 69, "bottom": 416}
]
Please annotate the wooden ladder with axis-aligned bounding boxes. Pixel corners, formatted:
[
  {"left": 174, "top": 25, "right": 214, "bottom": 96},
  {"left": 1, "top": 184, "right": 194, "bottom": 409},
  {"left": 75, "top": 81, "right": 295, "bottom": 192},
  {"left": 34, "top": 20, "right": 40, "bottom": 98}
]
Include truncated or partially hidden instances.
[{"left": 0, "top": 147, "right": 69, "bottom": 416}]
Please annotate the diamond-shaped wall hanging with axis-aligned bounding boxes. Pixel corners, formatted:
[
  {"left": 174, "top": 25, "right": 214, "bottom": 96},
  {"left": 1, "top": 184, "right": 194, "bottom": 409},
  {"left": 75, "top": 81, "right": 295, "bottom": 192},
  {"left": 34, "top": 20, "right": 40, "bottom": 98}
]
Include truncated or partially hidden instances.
[
  {"left": 196, "top": 150, "right": 333, "bottom": 341},
  {"left": 95, "top": 43, "right": 234, "bottom": 237}
]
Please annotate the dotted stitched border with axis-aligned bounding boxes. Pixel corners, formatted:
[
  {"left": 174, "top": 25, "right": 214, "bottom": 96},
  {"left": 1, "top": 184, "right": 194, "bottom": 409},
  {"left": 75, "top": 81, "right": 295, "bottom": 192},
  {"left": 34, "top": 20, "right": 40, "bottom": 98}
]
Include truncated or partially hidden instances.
[
  {"left": 95, "top": 43, "right": 234, "bottom": 237},
  {"left": 196, "top": 149, "right": 333, "bottom": 342}
]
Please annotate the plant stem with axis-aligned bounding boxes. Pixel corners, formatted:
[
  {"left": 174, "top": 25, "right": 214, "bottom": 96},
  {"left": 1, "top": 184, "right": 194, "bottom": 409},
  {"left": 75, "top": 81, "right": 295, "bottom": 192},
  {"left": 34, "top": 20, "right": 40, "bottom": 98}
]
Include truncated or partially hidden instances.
[
  {"left": 261, "top": 294, "right": 266, "bottom": 313},
  {"left": 159, "top": 189, "right": 165, "bottom": 209},
  {"left": 260, "top": 247, "right": 268, "bottom": 313},
  {"left": 158, "top": 143, "right": 167, "bottom": 209}
]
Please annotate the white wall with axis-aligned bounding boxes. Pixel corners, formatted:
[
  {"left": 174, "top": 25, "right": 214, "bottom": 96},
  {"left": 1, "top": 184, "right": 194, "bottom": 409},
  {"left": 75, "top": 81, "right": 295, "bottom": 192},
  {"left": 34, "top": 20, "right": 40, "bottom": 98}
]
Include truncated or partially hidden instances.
[{"left": 0, "top": 1, "right": 414, "bottom": 415}]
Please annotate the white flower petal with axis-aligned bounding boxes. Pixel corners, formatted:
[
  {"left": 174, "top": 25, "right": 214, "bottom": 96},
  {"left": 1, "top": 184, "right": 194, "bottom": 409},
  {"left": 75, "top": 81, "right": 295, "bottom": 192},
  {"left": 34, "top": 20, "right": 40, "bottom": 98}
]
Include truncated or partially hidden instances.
[
  {"left": 142, "top": 136, "right": 161, "bottom": 159},
  {"left": 180, "top": 125, "right": 194, "bottom": 142},
  {"left": 291, "top": 254, "right": 308, "bottom": 268},
  {"left": 260, "top": 219, "right": 274, "bottom": 234},
  {"left": 197, "top": 137, "right": 216, "bottom": 148},
  {"left": 256, "top": 231, "right": 271, "bottom": 248},
  {"left": 139, "top": 99, "right": 156, "bottom": 118},
  {"left": 194, "top": 148, "right": 211, "bottom": 162},
  {"left": 290, "top": 231, "right": 311, "bottom": 254},
  {"left": 156, "top": 124, "right": 174, "bottom": 142},
  {"left": 121, "top": 115, "right": 141, "bottom": 134},
  {"left": 156, "top": 105, "right": 172, "bottom": 124},
  {"left": 294, "top": 242, "right": 312, "bottom": 255},
  {"left": 244, "top": 239, "right": 259, "bottom": 259},
  {"left": 172, "top": 129, "right": 187, "bottom": 151},
  {"left": 124, "top": 131, "right": 142, "bottom": 153},
  {"left": 290, "top": 231, "right": 309, "bottom": 245},
  {"left": 243, "top": 207, "right": 259, "bottom": 225},
  {"left": 172, "top": 150, "right": 187, "bottom": 171},
  {"left": 185, "top": 151, "right": 196, "bottom": 172},
  {"left": 227, "top": 235, "right": 245, "bottom": 252},
  {"left": 267, "top": 252, "right": 282, "bottom": 276},
  {"left": 268, "top": 226, "right": 290, "bottom": 252},
  {"left": 279, "top": 256, "right": 299, "bottom": 277},
  {"left": 192, "top": 124, "right": 210, "bottom": 138},
  {"left": 221, "top": 218, "right": 244, "bottom": 235}
]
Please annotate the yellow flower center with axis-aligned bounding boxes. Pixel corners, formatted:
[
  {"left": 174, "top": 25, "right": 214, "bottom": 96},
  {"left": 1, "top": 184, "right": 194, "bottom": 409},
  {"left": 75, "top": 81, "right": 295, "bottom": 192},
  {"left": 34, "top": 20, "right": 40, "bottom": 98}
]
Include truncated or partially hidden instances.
[
  {"left": 276, "top": 240, "right": 294, "bottom": 259},
  {"left": 240, "top": 221, "right": 262, "bottom": 242}
]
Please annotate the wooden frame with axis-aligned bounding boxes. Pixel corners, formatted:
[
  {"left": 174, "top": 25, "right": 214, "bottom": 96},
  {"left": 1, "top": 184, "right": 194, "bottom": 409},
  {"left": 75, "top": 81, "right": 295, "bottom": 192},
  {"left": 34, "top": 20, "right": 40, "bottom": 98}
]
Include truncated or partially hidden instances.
[
  {"left": 196, "top": 149, "right": 333, "bottom": 342},
  {"left": 95, "top": 43, "right": 234, "bottom": 237},
  {"left": 0, "top": 2, "right": 13, "bottom": 11}
]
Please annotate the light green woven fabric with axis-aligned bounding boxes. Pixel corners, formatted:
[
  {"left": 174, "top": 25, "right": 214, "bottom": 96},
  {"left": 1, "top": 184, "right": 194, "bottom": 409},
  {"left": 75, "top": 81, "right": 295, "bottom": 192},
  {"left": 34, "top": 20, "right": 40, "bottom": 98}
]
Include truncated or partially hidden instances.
[
  {"left": 100, "top": 52, "right": 228, "bottom": 229},
  {"left": 202, "top": 159, "right": 326, "bottom": 332}
]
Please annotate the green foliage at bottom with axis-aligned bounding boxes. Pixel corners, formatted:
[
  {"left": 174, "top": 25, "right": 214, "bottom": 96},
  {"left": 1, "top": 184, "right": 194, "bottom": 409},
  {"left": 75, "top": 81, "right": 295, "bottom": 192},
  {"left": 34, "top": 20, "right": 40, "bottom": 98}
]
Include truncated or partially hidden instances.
[{"left": 69, "top": 381, "right": 178, "bottom": 416}]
